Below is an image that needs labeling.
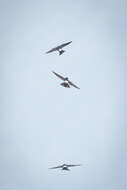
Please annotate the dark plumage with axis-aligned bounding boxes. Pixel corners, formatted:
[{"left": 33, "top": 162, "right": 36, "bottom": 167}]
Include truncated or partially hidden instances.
[
  {"left": 46, "top": 41, "right": 72, "bottom": 55},
  {"left": 49, "top": 164, "right": 81, "bottom": 171},
  {"left": 52, "top": 71, "right": 80, "bottom": 89}
]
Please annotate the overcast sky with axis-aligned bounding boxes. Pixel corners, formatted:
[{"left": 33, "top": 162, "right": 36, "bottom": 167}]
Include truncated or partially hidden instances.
[{"left": 1, "top": 0, "right": 127, "bottom": 190}]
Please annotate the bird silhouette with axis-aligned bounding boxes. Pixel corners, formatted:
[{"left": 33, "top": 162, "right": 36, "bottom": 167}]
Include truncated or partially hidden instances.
[
  {"left": 46, "top": 41, "right": 72, "bottom": 55},
  {"left": 52, "top": 71, "right": 80, "bottom": 89},
  {"left": 49, "top": 164, "right": 81, "bottom": 171}
]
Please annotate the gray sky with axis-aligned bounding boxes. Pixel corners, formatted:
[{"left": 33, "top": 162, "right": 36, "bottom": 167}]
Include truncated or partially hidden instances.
[{"left": 1, "top": 0, "right": 127, "bottom": 190}]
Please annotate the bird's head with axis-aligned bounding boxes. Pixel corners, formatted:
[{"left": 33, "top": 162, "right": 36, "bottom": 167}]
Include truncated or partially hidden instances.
[{"left": 65, "top": 77, "right": 68, "bottom": 81}]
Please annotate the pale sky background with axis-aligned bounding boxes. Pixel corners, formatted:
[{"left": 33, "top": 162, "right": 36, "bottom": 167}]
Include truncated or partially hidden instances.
[{"left": 0, "top": 0, "right": 127, "bottom": 190}]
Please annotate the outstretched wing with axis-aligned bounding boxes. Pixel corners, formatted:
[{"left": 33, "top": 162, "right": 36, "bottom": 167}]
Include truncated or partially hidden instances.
[
  {"left": 46, "top": 47, "right": 58, "bottom": 54},
  {"left": 67, "top": 164, "right": 81, "bottom": 168},
  {"left": 49, "top": 165, "right": 63, "bottom": 169},
  {"left": 52, "top": 71, "right": 65, "bottom": 81},
  {"left": 58, "top": 41, "right": 72, "bottom": 49},
  {"left": 68, "top": 80, "right": 80, "bottom": 89},
  {"left": 46, "top": 41, "right": 72, "bottom": 54}
]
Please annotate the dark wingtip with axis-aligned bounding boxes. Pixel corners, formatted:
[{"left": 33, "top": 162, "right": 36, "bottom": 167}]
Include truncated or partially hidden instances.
[{"left": 52, "top": 71, "right": 56, "bottom": 75}]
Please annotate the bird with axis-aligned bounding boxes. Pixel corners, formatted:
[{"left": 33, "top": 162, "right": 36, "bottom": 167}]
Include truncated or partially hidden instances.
[
  {"left": 52, "top": 71, "right": 80, "bottom": 89},
  {"left": 49, "top": 164, "right": 81, "bottom": 171},
  {"left": 46, "top": 41, "right": 72, "bottom": 55}
]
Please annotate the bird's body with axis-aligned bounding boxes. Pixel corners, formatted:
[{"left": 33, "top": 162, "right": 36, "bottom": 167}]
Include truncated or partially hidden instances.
[
  {"left": 60, "top": 81, "right": 70, "bottom": 88},
  {"left": 52, "top": 71, "right": 80, "bottom": 89},
  {"left": 46, "top": 41, "right": 72, "bottom": 55}
]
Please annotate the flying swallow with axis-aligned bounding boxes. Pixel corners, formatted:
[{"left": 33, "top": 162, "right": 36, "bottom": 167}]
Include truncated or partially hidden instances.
[
  {"left": 46, "top": 41, "right": 72, "bottom": 55},
  {"left": 49, "top": 164, "right": 81, "bottom": 171},
  {"left": 52, "top": 71, "right": 80, "bottom": 89}
]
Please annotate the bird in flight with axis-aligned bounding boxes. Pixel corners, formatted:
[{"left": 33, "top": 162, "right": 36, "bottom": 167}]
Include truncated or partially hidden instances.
[
  {"left": 52, "top": 71, "right": 80, "bottom": 89},
  {"left": 49, "top": 164, "right": 81, "bottom": 171},
  {"left": 46, "top": 41, "right": 72, "bottom": 55}
]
